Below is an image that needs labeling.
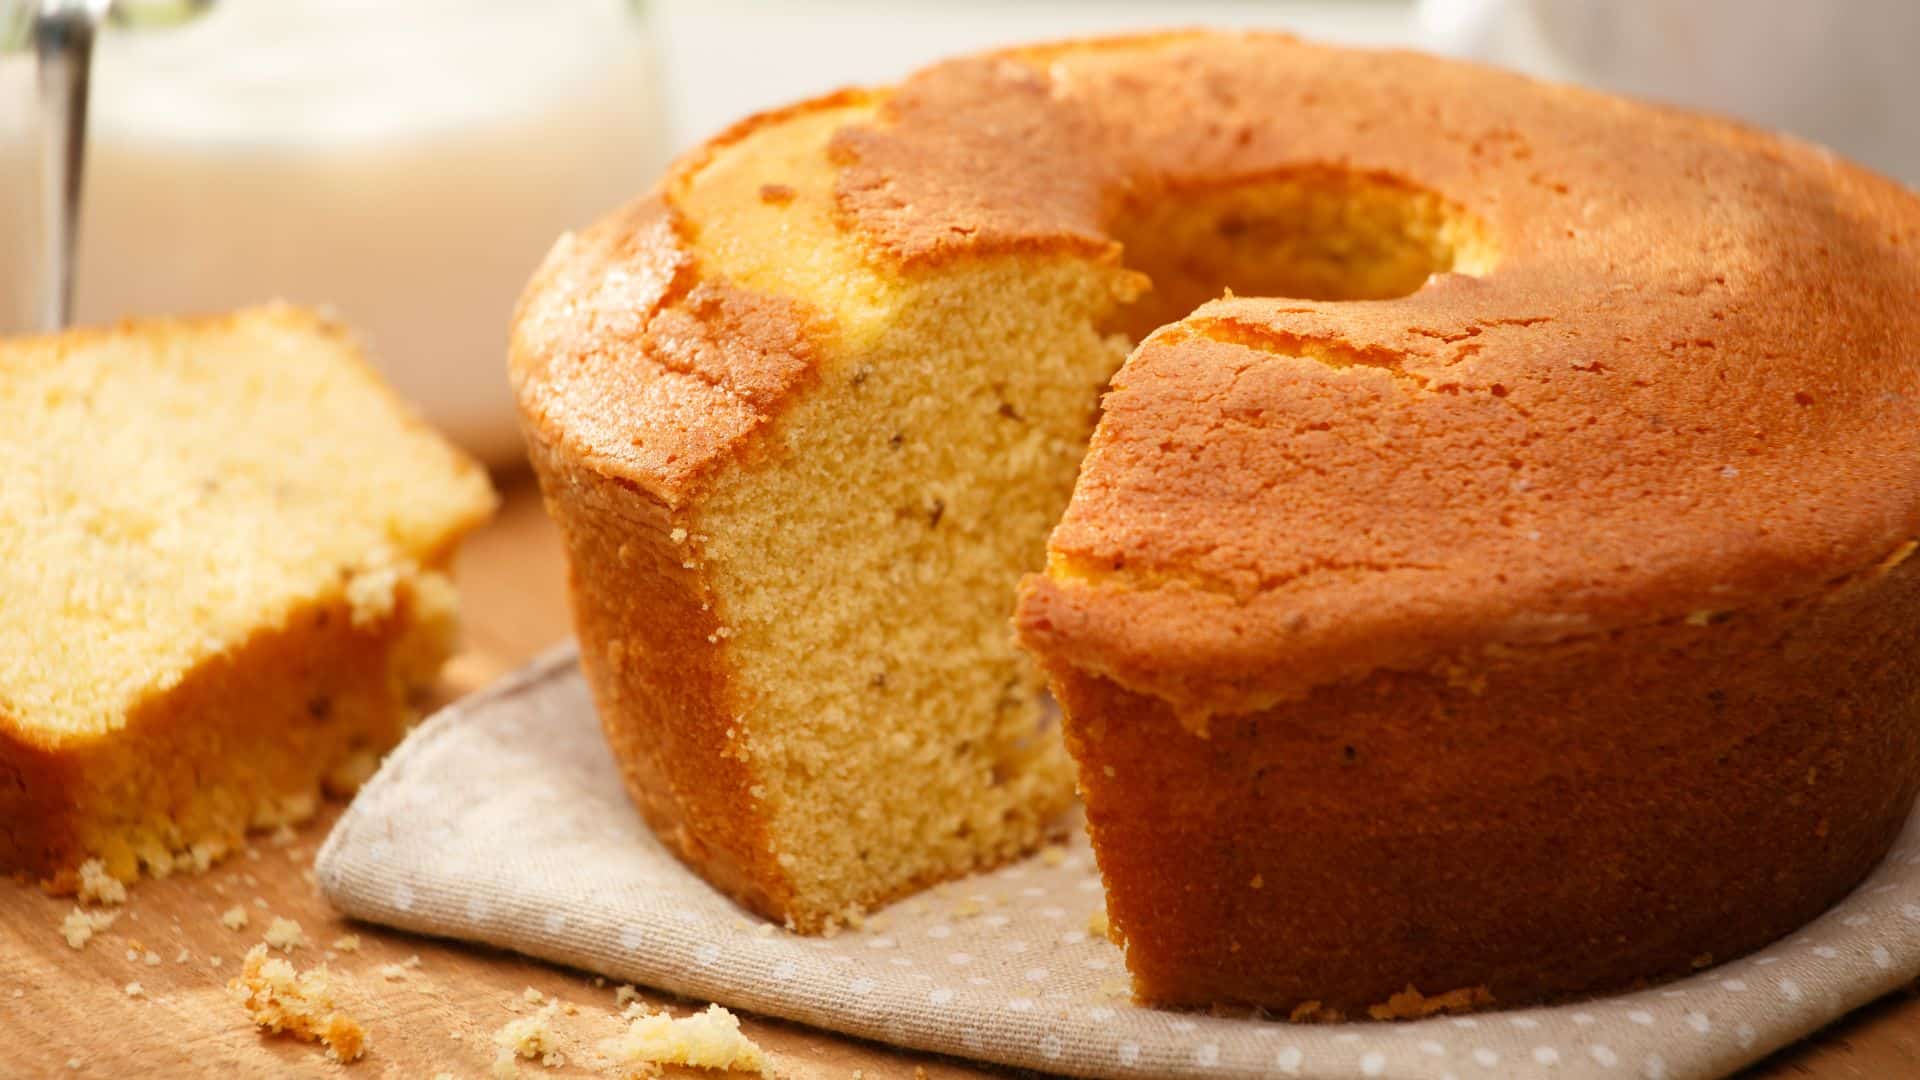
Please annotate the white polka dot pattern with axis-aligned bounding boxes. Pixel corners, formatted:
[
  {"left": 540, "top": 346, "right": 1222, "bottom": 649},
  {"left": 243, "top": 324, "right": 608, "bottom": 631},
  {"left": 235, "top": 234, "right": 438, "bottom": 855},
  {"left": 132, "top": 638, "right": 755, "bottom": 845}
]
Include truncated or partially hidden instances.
[{"left": 318, "top": 649, "right": 1920, "bottom": 1080}]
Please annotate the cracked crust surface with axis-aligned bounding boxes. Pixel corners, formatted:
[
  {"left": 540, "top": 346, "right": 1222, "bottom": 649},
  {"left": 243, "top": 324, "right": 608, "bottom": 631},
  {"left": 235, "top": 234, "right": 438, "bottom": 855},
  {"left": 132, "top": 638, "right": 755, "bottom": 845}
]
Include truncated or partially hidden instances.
[
  {"left": 513, "top": 32, "right": 1920, "bottom": 718},
  {"left": 985, "top": 38, "right": 1920, "bottom": 718}
]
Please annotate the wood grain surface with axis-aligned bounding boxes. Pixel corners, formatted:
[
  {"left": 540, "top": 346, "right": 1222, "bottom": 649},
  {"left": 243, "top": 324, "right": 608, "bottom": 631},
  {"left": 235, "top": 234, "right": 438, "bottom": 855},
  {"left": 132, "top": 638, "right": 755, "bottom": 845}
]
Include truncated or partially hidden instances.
[{"left": 3, "top": 474, "right": 1913, "bottom": 1079}]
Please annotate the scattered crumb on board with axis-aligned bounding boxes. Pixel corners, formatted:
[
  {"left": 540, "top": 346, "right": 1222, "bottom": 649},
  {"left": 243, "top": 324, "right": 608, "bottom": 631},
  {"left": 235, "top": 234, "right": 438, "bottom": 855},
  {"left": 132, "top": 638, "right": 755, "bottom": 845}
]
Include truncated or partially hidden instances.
[
  {"left": 492, "top": 1000, "right": 566, "bottom": 1074},
  {"left": 263, "top": 916, "right": 306, "bottom": 951},
  {"left": 60, "top": 907, "right": 118, "bottom": 949},
  {"left": 229, "top": 944, "right": 367, "bottom": 1063},
  {"left": 76, "top": 859, "right": 127, "bottom": 906},
  {"left": 598, "top": 1003, "right": 770, "bottom": 1077}
]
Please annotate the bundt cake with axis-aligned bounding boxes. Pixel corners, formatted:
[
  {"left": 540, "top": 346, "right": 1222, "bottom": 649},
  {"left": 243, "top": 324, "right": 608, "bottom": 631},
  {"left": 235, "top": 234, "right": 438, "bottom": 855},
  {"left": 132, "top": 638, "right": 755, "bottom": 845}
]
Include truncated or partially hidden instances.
[
  {"left": 1, "top": 306, "right": 496, "bottom": 888},
  {"left": 512, "top": 31, "right": 1920, "bottom": 1012}
]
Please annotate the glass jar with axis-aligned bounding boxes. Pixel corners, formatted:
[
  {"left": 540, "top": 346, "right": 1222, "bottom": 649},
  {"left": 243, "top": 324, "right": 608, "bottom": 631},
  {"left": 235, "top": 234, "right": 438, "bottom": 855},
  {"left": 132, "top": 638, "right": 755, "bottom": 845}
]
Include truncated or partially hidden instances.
[{"left": 3, "top": 0, "right": 668, "bottom": 463}]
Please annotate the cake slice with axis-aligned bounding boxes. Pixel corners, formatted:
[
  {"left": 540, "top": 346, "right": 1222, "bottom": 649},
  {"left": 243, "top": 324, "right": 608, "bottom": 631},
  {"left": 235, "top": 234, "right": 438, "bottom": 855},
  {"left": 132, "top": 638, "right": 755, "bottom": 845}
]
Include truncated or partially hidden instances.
[
  {"left": 0, "top": 305, "right": 495, "bottom": 889},
  {"left": 512, "top": 95, "right": 1136, "bottom": 931}
]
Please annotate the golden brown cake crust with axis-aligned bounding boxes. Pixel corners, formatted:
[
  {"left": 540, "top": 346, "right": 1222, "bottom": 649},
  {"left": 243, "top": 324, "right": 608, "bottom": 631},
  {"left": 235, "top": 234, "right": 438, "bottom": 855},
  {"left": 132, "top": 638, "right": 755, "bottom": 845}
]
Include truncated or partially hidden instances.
[
  {"left": 509, "top": 174, "right": 827, "bottom": 511},
  {"left": 518, "top": 34, "right": 1920, "bottom": 719},
  {"left": 519, "top": 432, "right": 793, "bottom": 922},
  {"left": 0, "top": 570, "right": 454, "bottom": 884},
  {"left": 1046, "top": 553, "right": 1920, "bottom": 1013},
  {"left": 863, "top": 34, "right": 1920, "bottom": 718},
  {"left": 515, "top": 30, "right": 1920, "bottom": 996}
]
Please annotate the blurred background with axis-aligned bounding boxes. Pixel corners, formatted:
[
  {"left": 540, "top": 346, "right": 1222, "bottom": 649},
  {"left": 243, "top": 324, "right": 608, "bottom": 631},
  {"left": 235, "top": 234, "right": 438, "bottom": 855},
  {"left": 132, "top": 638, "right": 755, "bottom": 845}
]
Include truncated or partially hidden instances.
[{"left": 4, "top": 0, "right": 1916, "bottom": 464}]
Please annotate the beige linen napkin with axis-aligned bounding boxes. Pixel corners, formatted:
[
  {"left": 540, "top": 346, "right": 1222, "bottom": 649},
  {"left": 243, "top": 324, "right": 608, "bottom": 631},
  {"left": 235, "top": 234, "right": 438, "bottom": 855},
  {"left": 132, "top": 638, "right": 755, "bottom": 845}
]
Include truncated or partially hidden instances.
[{"left": 317, "top": 646, "right": 1920, "bottom": 1080}]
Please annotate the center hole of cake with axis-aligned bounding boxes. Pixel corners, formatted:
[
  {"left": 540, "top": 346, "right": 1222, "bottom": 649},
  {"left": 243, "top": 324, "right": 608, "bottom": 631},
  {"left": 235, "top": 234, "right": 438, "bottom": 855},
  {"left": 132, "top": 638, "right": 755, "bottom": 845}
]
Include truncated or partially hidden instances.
[{"left": 1106, "top": 168, "right": 1491, "bottom": 342}]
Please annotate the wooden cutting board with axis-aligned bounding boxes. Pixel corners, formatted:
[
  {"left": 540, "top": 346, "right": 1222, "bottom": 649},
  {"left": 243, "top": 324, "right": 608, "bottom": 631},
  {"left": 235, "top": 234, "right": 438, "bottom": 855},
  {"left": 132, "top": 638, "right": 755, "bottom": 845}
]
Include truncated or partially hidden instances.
[{"left": 4, "top": 474, "right": 1915, "bottom": 1078}]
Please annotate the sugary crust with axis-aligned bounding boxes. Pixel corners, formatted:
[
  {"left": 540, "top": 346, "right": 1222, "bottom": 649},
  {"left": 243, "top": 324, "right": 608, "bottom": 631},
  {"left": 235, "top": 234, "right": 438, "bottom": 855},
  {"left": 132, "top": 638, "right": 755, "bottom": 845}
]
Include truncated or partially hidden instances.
[
  {"left": 1049, "top": 554, "right": 1920, "bottom": 1012},
  {"left": 508, "top": 190, "right": 825, "bottom": 513},
  {"left": 874, "top": 33, "right": 1920, "bottom": 715},
  {"left": 516, "top": 32, "right": 1920, "bottom": 714}
]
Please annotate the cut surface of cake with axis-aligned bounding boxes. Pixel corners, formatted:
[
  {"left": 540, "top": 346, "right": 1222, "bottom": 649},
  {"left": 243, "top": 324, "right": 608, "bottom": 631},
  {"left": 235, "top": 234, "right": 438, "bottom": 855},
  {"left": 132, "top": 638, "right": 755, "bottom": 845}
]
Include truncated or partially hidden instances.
[
  {"left": 1, "top": 305, "right": 496, "bottom": 887},
  {"left": 514, "top": 93, "right": 1131, "bottom": 929},
  {"left": 515, "top": 29, "right": 1920, "bottom": 1010}
]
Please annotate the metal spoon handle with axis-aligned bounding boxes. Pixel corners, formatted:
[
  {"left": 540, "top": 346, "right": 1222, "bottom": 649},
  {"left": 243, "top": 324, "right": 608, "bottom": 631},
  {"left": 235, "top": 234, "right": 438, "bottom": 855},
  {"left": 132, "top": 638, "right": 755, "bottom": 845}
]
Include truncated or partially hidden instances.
[{"left": 30, "top": 1, "right": 106, "bottom": 332}]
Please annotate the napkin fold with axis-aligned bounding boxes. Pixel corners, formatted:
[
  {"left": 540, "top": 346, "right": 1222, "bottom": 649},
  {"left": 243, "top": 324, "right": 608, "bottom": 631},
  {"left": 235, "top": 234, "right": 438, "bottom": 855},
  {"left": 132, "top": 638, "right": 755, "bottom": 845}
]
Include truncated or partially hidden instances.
[{"left": 317, "top": 646, "right": 1920, "bottom": 1079}]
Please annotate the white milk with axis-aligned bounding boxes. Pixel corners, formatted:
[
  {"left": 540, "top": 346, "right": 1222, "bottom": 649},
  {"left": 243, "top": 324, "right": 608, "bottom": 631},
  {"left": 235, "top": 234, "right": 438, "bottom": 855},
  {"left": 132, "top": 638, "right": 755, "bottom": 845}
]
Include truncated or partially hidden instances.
[{"left": 68, "top": 0, "right": 667, "bottom": 462}]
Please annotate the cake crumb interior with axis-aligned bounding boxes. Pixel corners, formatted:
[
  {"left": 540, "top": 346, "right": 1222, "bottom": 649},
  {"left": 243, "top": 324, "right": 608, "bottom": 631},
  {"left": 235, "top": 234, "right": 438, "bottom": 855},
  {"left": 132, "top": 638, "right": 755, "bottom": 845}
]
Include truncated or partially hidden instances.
[{"left": 672, "top": 92, "right": 1491, "bottom": 927}]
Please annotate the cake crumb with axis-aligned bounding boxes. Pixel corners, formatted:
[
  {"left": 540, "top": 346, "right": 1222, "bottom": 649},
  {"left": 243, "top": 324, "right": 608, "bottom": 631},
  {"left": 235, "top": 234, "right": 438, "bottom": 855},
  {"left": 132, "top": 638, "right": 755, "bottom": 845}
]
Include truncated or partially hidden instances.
[
  {"left": 264, "top": 916, "right": 306, "bottom": 951},
  {"left": 1367, "top": 984, "right": 1494, "bottom": 1021},
  {"left": 211, "top": 956, "right": 224, "bottom": 968},
  {"left": 597, "top": 1003, "right": 769, "bottom": 1076},
  {"left": 185, "top": 840, "right": 224, "bottom": 874},
  {"left": 60, "top": 907, "right": 118, "bottom": 949},
  {"left": 378, "top": 964, "right": 411, "bottom": 981},
  {"left": 123, "top": 982, "right": 143, "bottom": 998},
  {"left": 326, "top": 749, "right": 381, "bottom": 794},
  {"left": 270, "top": 824, "right": 298, "bottom": 847},
  {"left": 175, "top": 948, "right": 191, "bottom": 964},
  {"left": 229, "top": 944, "right": 367, "bottom": 1063},
  {"left": 332, "top": 934, "right": 362, "bottom": 953},
  {"left": 345, "top": 560, "right": 404, "bottom": 627},
  {"left": 77, "top": 859, "right": 128, "bottom": 906},
  {"left": 220, "top": 906, "right": 250, "bottom": 931},
  {"left": 493, "top": 999, "right": 567, "bottom": 1071},
  {"left": 1039, "top": 844, "right": 1068, "bottom": 867},
  {"left": 143, "top": 950, "right": 162, "bottom": 966},
  {"left": 1086, "top": 907, "right": 1109, "bottom": 939},
  {"left": 1289, "top": 999, "right": 1348, "bottom": 1023},
  {"left": 523, "top": 986, "right": 545, "bottom": 1004},
  {"left": 614, "top": 984, "right": 641, "bottom": 1007}
]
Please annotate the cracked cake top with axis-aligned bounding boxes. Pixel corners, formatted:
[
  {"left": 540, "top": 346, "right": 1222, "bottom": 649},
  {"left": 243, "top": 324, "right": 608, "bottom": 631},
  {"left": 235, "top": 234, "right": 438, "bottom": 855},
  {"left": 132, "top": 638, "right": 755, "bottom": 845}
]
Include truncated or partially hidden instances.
[{"left": 512, "top": 31, "right": 1920, "bottom": 719}]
